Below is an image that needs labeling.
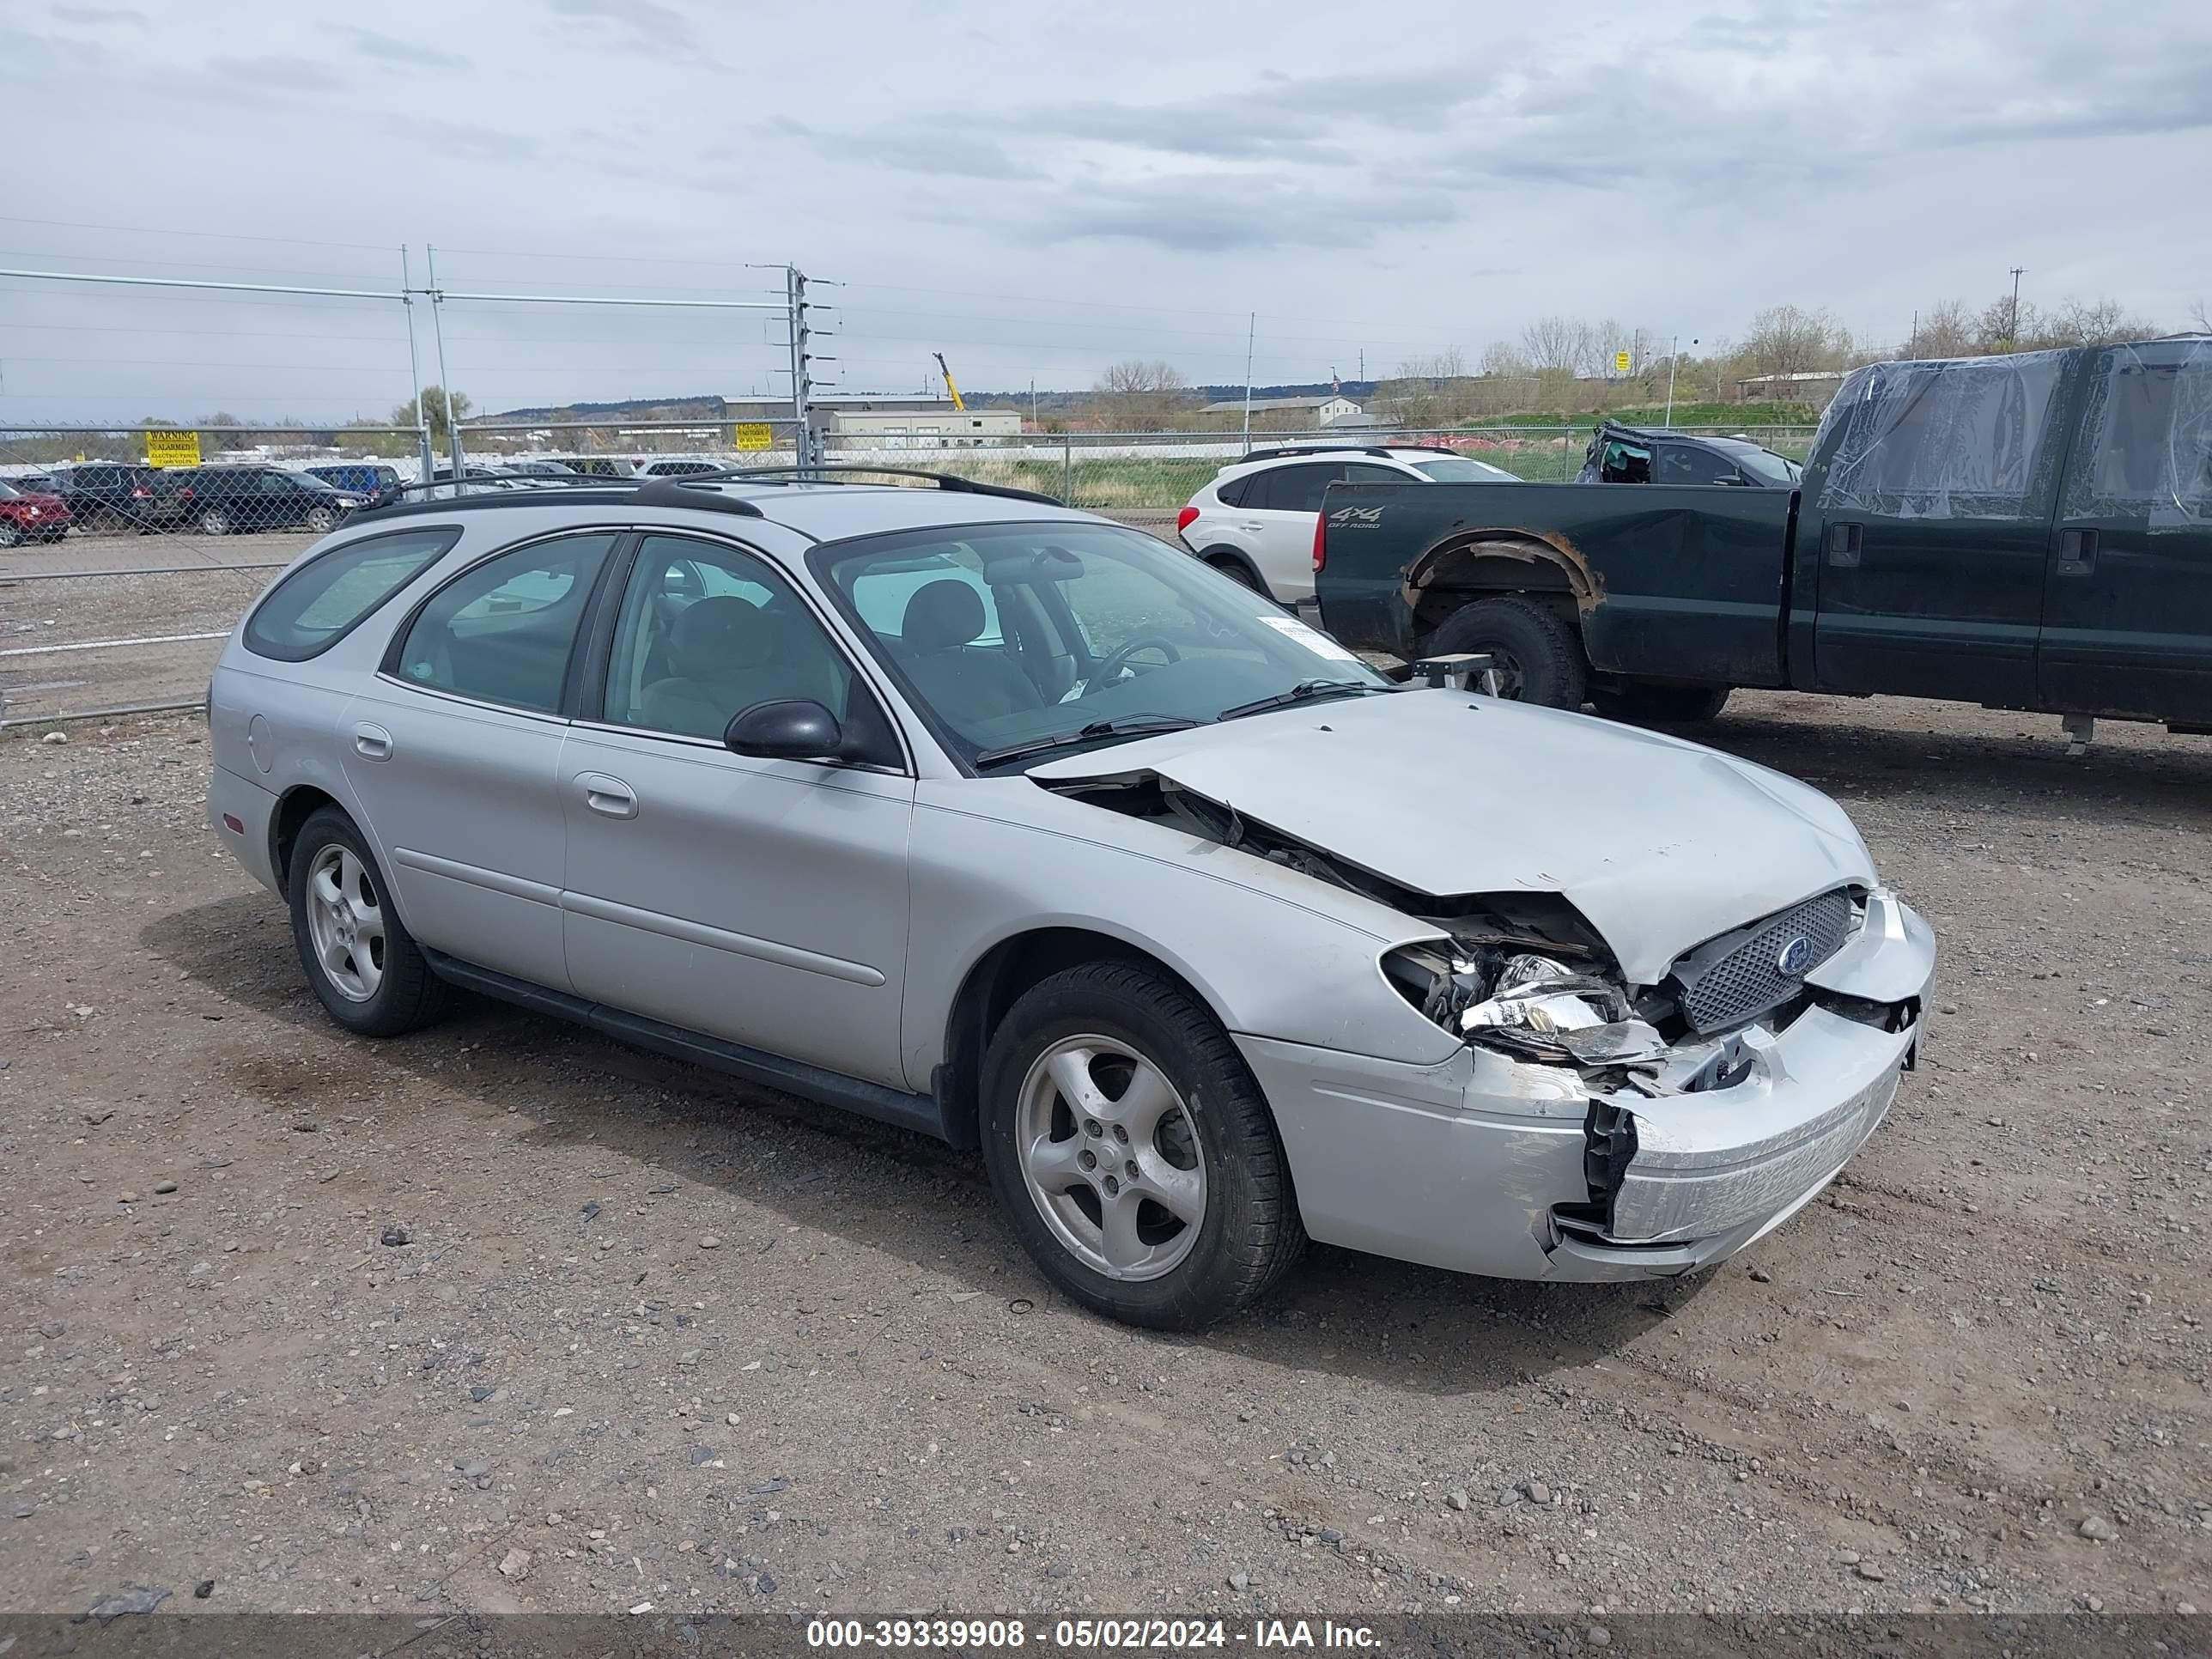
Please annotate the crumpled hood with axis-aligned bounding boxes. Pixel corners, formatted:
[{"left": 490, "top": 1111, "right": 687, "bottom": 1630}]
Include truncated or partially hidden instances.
[{"left": 1030, "top": 690, "right": 1875, "bottom": 984}]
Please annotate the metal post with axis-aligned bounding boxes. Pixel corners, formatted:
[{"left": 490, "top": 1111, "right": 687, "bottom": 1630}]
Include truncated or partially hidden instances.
[
  {"left": 2008, "top": 266, "right": 2027, "bottom": 347},
  {"left": 1061, "top": 438, "right": 1073, "bottom": 506},
  {"left": 787, "top": 265, "right": 812, "bottom": 471},
  {"left": 1663, "top": 334, "right": 1679, "bottom": 428},
  {"left": 400, "top": 246, "right": 435, "bottom": 484},
  {"left": 1241, "top": 312, "right": 1256, "bottom": 449},
  {"left": 425, "top": 246, "right": 463, "bottom": 478}
]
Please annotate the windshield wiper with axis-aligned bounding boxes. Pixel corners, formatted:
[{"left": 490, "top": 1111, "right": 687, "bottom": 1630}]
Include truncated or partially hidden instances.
[
  {"left": 1215, "top": 678, "right": 1385, "bottom": 723},
  {"left": 973, "top": 714, "right": 1202, "bottom": 769}
]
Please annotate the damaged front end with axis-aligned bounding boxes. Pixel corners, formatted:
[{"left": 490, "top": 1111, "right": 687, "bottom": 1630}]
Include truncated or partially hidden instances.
[{"left": 1379, "top": 885, "right": 1931, "bottom": 1273}]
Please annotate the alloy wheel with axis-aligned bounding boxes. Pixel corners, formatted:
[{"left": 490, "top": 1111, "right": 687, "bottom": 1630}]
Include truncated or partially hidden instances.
[
  {"left": 305, "top": 844, "right": 386, "bottom": 1002},
  {"left": 1016, "top": 1034, "right": 1207, "bottom": 1281}
]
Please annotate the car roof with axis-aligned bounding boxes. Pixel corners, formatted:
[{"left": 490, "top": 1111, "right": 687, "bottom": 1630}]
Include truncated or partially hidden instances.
[{"left": 350, "top": 477, "right": 1101, "bottom": 544}]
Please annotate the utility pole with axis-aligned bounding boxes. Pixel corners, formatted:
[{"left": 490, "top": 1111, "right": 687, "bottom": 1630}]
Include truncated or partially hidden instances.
[
  {"left": 399, "top": 246, "right": 434, "bottom": 483},
  {"left": 2008, "top": 266, "right": 2027, "bottom": 348},
  {"left": 1663, "top": 334, "right": 1698, "bottom": 428},
  {"left": 424, "top": 245, "right": 462, "bottom": 478},
  {"left": 1241, "top": 312, "right": 1255, "bottom": 449},
  {"left": 787, "top": 265, "right": 812, "bottom": 469}
]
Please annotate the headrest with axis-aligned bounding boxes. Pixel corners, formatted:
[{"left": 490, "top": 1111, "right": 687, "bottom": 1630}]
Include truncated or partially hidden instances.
[
  {"left": 668, "top": 595, "right": 775, "bottom": 678},
  {"left": 901, "top": 579, "right": 987, "bottom": 653}
]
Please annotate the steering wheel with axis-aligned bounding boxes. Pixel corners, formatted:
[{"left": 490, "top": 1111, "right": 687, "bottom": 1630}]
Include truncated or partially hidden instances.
[{"left": 1093, "top": 635, "right": 1182, "bottom": 685}]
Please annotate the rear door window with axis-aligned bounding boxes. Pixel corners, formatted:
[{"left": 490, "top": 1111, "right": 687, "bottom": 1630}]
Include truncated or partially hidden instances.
[
  {"left": 242, "top": 527, "right": 461, "bottom": 662},
  {"left": 2063, "top": 341, "right": 2212, "bottom": 531},
  {"left": 1656, "top": 445, "right": 1741, "bottom": 484},
  {"left": 389, "top": 532, "right": 618, "bottom": 713},
  {"left": 1248, "top": 464, "right": 1338, "bottom": 513}
]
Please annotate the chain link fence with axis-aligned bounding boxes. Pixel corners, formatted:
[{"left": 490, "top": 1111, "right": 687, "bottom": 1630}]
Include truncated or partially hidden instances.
[{"left": 3, "top": 416, "right": 1819, "bottom": 730}]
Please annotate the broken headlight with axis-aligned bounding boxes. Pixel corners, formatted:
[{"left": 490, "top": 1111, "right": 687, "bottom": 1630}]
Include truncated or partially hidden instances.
[{"left": 1386, "top": 945, "right": 1668, "bottom": 1070}]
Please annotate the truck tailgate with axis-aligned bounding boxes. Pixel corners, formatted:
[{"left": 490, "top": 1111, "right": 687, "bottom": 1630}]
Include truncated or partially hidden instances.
[{"left": 1316, "top": 481, "right": 1797, "bottom": 686}]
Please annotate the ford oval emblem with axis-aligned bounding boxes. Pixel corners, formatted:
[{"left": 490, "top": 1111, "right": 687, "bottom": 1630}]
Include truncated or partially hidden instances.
[{"left": 1777, "top": 934, "right": 1814, "bottom": 976}]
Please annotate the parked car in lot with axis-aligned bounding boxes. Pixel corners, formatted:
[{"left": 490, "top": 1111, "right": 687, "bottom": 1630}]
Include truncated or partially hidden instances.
[
  {"left": 303, "top": 462, "right": 406, "bottom": 505},
  {"left": 1577, "top": 420, "right": 1802, "bottom": 487},
  {"left": 638, "top": 456, "right": 726, "bottom": 477},
  {"left": 173, "top": 466, "right": 367, "bottom": 535},
  {"left": 207, "top": 469, "right": 1933, "bottom": 1328},
  {"left": 551, "top": 456, "right": 639, "bottom": 477},
  {"left": 1314, "top": 340, "right": 2212, "bottom": 730},
  {"left": 1178, "top": 445, "right": 1520, "bottom": 606},
  {"left": 41, "top": 462, "right": 193, "bottom": 532},
  {"left": 0, "top": 477, "right": 74, "bottom": 545}
]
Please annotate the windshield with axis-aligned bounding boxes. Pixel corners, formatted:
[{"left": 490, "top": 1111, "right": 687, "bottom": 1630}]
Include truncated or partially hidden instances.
[
  {"left": 1410, "top": 456, "right": 1519, "bottom": 483},
  {"left": 815, "top": 520, "right": 1394, "bottom": 769},
  {"left": 1720, "top": 443, "right": 1801, "bottom": 484},
  {"left": 0, "top": 481, "right": 19, "bottom": 499}
]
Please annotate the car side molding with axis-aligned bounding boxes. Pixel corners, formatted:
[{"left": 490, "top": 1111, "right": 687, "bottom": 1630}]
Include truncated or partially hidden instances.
[{"left": 422, "top": 948, "right": 951, "bottom": 1143}]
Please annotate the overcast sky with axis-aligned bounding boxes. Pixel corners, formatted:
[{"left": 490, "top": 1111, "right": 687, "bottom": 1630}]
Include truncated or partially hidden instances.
[{"left": 5, "top": 0, "right": 2208, "bottom": 422}]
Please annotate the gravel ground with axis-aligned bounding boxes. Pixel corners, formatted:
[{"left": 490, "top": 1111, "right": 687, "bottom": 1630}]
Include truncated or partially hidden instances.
[{"left": 2, "top": 696, "right": 2208, "bottom": 1625}]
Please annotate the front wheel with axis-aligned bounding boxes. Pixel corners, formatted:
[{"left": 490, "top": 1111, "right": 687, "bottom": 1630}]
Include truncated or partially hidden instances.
[
  {"left": 304, "top": 506, "right": 337, "bottom": 534},
  {"left": 198, "top": 508, "right": 232, "bottom": 536},
  {"left": 981, "top": 961, "right": 1304, "bottom": 1329},
  {"left": 1589, "top": 681, "right": 1730, "bottom": 725},
  {"left": 0, "top": 520, "right": 21, "bottom": 549},
  {"left": 286, "top": 807, "right": 450, "bottom": 1036},
  {"left": 1425, "top": 596, "right": 1587, "bottom": 708}
]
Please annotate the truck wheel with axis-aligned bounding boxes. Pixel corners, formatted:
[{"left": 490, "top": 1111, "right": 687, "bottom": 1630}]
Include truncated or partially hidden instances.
[
  {"left": 1426, "top": 597, "right": 1586, "bottom": 709},
  {"left": 1589, "top": 682, "right": 1731, "bottom": 725}
]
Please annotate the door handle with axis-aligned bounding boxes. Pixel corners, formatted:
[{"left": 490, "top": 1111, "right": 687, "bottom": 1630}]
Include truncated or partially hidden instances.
[
  {"left": 352, "top": 723, "right": 392, "bottom": 761},
  {"left": 2057, "top": 527, "right": 2099, "bottom": 573},
  {"left": 577, "top": 772, "right": 637, "bottom": 819},
  {"left": 1826, "top": 521, "right": 1863, "bottom": 567}
]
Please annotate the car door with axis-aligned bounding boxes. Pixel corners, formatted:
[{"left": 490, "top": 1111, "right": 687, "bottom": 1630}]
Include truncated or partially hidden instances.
[
  {"left": 2039, "top": 339, "right": 2212, "bottom": 722},
  {"left": 1808, "top": 353, "right": 2068, "bottom": 706},
  {"left": 557, "top": 531, "right": 915, "bottom": 1087},
  {"left": 341, "top": 530, "right": 622, "bottom": 987},
  {"left": 1231, "top": 463, "right": 1340, "bottom": 600}
]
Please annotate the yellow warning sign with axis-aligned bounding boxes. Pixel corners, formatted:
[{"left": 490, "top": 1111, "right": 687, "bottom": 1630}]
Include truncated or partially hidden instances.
[
  {"left": 733, "top": 423, "right": 775, "bottom": 452},
  {"left": 1613, "top": 350, "right": 1632, "bottom": 375},
  {"left": 145, "top": 429, "right": 202, "bottom": 468}
]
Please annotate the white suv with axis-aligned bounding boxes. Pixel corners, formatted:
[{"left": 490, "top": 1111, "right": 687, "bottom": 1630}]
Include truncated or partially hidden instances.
[{"left": 1176, "top": 446, "right": 1520, "bottom": 606}]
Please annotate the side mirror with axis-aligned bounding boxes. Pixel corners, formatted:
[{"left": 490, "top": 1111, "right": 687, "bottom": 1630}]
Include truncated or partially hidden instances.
[{"left": 724, "top": 698, "right": 847, "bottom": 761}]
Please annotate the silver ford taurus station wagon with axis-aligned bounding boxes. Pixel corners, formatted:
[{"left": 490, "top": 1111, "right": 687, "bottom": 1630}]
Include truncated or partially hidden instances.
[{"left": 206, "top": 469, "right": 1935, "bottom": 1328}]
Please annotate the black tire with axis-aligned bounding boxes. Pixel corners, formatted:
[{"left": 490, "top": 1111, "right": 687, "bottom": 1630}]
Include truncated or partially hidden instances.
[
  {"left": 1589, "top": 681, "right": 1731, "bottom": 725},
  {"left": 285, "top": 807, "right": 450, "bottom": 1037},
  {"left": 980, "top": 961, "right": 1304, "bottom": 1330},
  {"left": 1426, "top": 596, "right": 1587, "bottom": 708},
  {"left": 1200, "top": 550, "right": 1266, "bottom": 595}
]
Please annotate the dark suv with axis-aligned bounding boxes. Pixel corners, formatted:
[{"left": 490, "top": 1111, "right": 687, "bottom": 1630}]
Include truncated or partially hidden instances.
[
  {"left": 1577, "top": 420, "right": 1802, "bottom": 487},
  {"left": 173, "top": 467, "right": 365, "bottom": 536},
  {"left": 44, "top": 463, "right": 195, "bottom": 532}
]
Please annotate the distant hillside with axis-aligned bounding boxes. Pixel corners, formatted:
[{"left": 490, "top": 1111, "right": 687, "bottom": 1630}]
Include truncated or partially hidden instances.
[{"left": 486, "top": 395, "right": 726, "bottom": 422}]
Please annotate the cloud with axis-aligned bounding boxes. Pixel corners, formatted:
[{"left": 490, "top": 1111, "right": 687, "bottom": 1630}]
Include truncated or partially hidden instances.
[
  {"left": 51, "top": 3, "right": 145, "bottom": 22},
  {"left": 200, "top": 54, "right": 352, "bottom": 93},
  {"left": 336, "top": 27, "right": 466, "bottom": 69},
  {"left": 542, "top": 0, "right": 706, "bottom": 55},
  {"left": 1030, "top": 175, "right": 1464, "bottom": 253}
]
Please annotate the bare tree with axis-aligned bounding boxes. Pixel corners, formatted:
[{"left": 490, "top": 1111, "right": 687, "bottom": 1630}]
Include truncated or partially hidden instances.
[
  {"left": 392, "top": 386, "right": 472, "bottom": 444},
  {"left": 1093, "top": 360, "right": 1189, "bottom": 431},
  {"left": 2040, "top": 295, "right": 2158, "bottom": 347},
  {"left": 1384, "top": 349, "right": 1470, "bottom": 427},
  {"left": 1741, "top": 307, "right": 1852, "bottom": 380},
  {"left": 1518, "top": 315, "right": 1592, "bottom": 374},
  {"left": 1910, "top": 300, "right": 1978, "bottom": 358},
  {"left": 1478, "top": 341, "right": 1531, "bottom": 377}
]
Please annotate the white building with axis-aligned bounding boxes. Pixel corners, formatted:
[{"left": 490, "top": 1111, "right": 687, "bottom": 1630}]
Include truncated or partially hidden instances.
[{"left": 1199, "top": 394, "right": 1367, "bottom": 427}]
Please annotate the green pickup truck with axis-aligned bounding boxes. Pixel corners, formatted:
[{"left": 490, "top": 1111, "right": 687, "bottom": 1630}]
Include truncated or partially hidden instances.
[{"left": 1312, "top": 339, "right": 2212, "bottom": 731}]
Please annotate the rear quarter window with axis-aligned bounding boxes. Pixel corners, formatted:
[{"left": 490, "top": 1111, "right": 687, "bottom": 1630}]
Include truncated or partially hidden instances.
[{"left": 241, "top": 527, "right": 460, "bottom": 663}]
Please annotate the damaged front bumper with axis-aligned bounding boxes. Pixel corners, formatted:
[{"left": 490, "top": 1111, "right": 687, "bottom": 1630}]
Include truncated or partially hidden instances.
[{"left": 1236, "top": 890, "right": 1934, "bottom": 1283}]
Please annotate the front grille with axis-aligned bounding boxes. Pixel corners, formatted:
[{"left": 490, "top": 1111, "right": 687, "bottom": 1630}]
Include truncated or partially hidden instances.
[{"left": 1669, "top": 888, "right": 1855, "bottom": 1034}]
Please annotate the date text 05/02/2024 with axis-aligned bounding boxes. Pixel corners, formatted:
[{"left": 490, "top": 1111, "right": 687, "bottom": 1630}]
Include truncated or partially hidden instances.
[{"left": 803, "top": 1619, "right": 1382, "bottom": 1650}]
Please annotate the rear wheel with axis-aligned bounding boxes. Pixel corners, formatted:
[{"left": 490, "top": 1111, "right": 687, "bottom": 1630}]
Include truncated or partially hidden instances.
[
  {"left": 286, "top": 808, "right": 450, "bottom": 1037},
  {"left": 1200, "top": 550, "right": 1264, "bottom": 594},
  {"left": 981, "top": 961, "right": 1304, "bottom": 1329},
  {"left": 0, "top": 520, "right": 21, "bottom": 549},
  {"left": 1589, "top": 681, "right": 1731, "bottom": 725},
  {"left": 1425, "top": 596, "right": 1587, "bottom": 708},
  {"left": 198, "top": 507, "right": 232, "bottom": 536}
]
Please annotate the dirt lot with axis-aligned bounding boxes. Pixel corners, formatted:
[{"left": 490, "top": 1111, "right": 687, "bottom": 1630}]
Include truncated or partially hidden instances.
[{"left": 3, "top": 695, "right": 2208, "bottom": 1623}]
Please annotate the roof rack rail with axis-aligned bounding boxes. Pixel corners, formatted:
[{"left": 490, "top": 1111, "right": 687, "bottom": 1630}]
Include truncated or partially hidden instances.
[
  {"left": 1237, "top": 443, "right": 1454, "bottom": 465},
  {"left": 684, "top": 465, "right": 1065, "bottom": 506},
  {"left": 349, "top": 471, "right": 764, "bottom": 525}
]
